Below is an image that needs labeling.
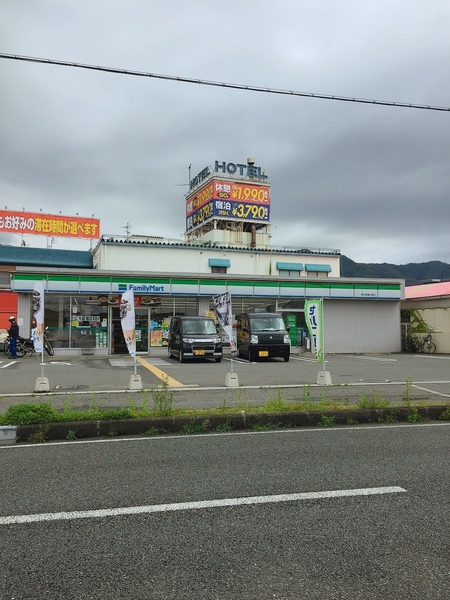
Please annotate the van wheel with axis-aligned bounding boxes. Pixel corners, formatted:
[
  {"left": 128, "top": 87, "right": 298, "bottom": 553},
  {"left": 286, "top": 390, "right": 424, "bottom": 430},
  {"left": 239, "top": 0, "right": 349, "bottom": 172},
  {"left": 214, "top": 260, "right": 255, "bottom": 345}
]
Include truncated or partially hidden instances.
[
  {"left": 215, "top": 357, "right": 222, "bottom": 363},
  {"left": 284, "top": 355, "right": 290, "bottom": 362},
  {"left": 249, "top": 348, "right": 257, "bottom": 362},
  {"left": 179, "top": 349, "right": 186, "bottom": 363}
]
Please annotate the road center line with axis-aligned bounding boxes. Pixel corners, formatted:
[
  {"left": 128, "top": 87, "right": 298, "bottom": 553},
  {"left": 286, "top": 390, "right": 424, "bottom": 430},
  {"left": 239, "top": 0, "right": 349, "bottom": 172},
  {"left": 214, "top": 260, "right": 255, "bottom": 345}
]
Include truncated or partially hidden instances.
[{"left": 0, "top": 486, "right": 406, "bottom": 525}]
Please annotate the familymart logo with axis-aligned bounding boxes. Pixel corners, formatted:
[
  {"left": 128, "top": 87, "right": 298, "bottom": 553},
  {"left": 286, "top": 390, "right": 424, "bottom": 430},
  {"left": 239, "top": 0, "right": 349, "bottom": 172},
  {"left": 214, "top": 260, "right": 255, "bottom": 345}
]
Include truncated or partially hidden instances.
[{"left": 118, "top": 283, "right": 166, "bottom": 293}]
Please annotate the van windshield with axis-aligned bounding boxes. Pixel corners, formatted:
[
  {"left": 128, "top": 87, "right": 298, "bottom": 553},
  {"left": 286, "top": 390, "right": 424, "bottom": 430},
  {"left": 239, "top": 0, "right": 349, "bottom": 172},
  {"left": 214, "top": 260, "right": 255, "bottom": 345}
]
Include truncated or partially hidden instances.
[
  {"left": 181, "top": 319, "right": 217, "bottom": 335},
  {"left": 250, "top": 316, "right": 285, "bottom": 332}
]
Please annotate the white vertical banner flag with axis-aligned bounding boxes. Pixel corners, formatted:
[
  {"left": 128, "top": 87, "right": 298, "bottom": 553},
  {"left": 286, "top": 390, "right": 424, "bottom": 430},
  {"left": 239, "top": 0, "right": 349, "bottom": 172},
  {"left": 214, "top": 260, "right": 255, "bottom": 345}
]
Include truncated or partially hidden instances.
[
  {"left": 213, "top": 291, "right": 236, "bottom": 353},
  {"left": 31, "top": 280, "right": 45, "bottom": 353},
  {"left": 304, "top": 299, "right": 324, "bottom": 364},
  {"left": 120, "top": 289, "right": 136, "bottom": 357}
]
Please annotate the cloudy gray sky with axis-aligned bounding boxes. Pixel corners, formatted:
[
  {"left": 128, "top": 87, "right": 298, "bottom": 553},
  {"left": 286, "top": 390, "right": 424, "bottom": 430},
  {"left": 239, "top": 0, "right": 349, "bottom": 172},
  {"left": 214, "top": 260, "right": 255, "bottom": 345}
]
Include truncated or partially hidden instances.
[{"left": 1, "top": 1, "right": 449, "bottom": 264}]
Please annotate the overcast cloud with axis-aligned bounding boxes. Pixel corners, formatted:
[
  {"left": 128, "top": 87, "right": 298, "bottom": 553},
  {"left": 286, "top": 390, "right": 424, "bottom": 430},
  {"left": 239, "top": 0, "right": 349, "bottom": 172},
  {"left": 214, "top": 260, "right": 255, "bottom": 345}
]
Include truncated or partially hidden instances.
[{"left": 1, "top": 1, "right": 449, "bottom": 264}]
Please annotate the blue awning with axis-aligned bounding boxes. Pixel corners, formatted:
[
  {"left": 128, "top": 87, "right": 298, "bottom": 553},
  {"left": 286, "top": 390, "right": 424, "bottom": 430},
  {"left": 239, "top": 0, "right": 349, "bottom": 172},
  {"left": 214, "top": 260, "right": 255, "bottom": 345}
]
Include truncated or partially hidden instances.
[
  {"left": 276, "top": 262, "right": 304, "bottom": 271},
  {"left": 208, "top": 258, "right": 231, "bottom": 267},
  {"left": 305, "top": 263, "right": 331, "bottom": 272}
]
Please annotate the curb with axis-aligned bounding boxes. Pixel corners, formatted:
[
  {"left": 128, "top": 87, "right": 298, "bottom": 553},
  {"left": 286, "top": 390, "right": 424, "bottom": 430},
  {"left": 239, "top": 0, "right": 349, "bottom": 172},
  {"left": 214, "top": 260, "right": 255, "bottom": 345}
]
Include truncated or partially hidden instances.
[{"left": 14, "top": 405, "right": 449, "bottom": 443}]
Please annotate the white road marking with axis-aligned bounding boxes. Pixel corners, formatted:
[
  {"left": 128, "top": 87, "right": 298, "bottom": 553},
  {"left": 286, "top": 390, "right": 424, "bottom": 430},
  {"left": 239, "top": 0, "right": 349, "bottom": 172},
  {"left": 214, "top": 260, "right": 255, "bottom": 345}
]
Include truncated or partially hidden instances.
[
  {"left": 0, "top": 361, "right": 16, "bottom": 368},
  {"left": 414, "top": 354, "right": 450, "bottom": 360},
  {"left": 291, "top": 356, "right": 321, "bottom": 363},
  {"left": 352, "top": 356, "right": 397, "bottom": 362},
  {"left": 0, "top": 486, "right": 406, "bottom": 525},
  {"left": 49, "top": 362, "right": 74, "bottom": 366},
  {"left": 412, "top": 384, "right": 450, "bottom": 398}
]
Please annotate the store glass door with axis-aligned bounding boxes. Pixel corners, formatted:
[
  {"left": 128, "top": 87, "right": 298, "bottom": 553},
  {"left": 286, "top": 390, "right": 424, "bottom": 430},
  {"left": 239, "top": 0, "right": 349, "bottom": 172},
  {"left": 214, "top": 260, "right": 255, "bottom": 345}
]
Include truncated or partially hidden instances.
[
  {"left": 135, "top": 308, "right": 149, "bottom": 353},
  {"left": 111, "top": 307, "right": 149, "bottom": 354}
]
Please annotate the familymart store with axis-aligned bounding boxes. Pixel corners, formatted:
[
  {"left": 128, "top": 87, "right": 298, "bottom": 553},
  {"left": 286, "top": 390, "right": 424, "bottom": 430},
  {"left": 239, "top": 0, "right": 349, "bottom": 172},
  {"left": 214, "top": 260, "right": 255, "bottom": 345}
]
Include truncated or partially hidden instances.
[{"left": 12, "top": 270, "right": 404, "bottom": 355}]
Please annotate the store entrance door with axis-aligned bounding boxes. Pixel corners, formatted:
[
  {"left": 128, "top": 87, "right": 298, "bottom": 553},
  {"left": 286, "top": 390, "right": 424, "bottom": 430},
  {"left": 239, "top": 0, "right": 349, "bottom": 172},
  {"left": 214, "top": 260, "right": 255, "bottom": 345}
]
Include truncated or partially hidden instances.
[
  {"left": 111, "top": 307, "right": 150, "bottom": 354},
  {"left": 135, "top": 308, "right": 149, "bottom": 353}
]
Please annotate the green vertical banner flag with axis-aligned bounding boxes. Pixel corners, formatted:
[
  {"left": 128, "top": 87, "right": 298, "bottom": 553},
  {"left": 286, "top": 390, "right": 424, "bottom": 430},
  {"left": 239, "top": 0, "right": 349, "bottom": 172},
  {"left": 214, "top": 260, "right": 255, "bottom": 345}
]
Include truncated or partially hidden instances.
[{"left": 304, "top": 299, "right": 323, "bottom": 363}]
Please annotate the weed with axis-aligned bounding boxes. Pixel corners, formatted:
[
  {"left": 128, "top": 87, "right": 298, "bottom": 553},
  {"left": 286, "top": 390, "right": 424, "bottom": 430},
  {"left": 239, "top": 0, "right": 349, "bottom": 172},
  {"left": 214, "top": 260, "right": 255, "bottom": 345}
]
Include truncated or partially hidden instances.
[
  {"left": 143, "top": 427, "right": 162, "bottom": 436},
  {"left": 152, "top": 377, "right": 173, "bottom": 417},
  {"left": 317, "top": 414, "right": 336, "bottom": 427},
  {"left": 358, "top": 392, "right": 390, "bottom": 409},
  {"left": 215, "top": 421, "right": 233, "bottom": 433},
  {"left": 346, "top": 418, "right": 359, "bottom": 425},
  {"left": 99, "top": 408, "right": 132, "bottom": 420},
  {"left": 66, "top": 429, "right": 77, "bottom": 440},
  {"left": 251, "top": 422, "right": 280, "bottom": 431},
  {"left": 265, "top": 389, "right": 286, "bottom": 413},
  {"left": 406, "top": 408, "right": 422, "bottom": 423},
  {"left": 403, "top": 376, "right": 414, "bottom": 404},
  {"left": 27, "top": 425, "right": 50, "bottom": 444},
  {"left": 181, "top": 419, "right": 210, "bottom": 434},
  {"left": 378, "top": 411, "right": 398, "bottom": 424},
  {"left": 439, "top": 407, "right": 450, "bottom": 421},
  {"left": 302, "top": 385, "right": 311, "bottom": 403},
  {"left": 107, "top": 427, "right": 118, "bottom": 437}
]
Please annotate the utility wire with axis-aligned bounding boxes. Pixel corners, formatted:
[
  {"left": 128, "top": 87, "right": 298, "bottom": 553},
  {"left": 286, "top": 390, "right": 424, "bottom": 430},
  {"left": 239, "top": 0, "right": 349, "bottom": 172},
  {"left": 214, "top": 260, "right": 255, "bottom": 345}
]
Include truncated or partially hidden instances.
[{"left": 1, "top": 52, "right": 449, "bottom": 112}]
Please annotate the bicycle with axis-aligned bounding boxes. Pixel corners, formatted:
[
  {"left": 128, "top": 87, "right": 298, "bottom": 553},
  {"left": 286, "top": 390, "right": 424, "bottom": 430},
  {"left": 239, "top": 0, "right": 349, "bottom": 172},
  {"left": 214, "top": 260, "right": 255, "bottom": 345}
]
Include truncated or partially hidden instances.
[{"left": 418, "top": 333, "right": 436, "bottom": 354}]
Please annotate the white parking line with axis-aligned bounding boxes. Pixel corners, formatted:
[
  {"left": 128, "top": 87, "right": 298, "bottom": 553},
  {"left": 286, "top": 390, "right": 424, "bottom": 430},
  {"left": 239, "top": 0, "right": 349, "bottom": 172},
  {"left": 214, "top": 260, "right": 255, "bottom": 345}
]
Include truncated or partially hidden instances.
[
  {"left": 0, "top": 361, "right": 16, "bottom": 368},
  {"left": 0, "top": 486, "right": 406, "bottom": 525},
  {"left": 352, "top": 356, "right": 397, "bottom": 362},
  {"left": 412, "top": 384, "right": 450, "bottom": 398}
]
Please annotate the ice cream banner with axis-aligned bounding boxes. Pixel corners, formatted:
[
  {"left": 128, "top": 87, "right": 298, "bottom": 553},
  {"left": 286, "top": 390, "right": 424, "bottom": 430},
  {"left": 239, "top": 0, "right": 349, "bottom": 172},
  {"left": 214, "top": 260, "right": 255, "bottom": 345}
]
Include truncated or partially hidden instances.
[
  {"left": 213, "top": 292, "right": 236, "bottom": 354},
  {"left": 31, "top": 280, "right": 45, "bottom": 353},
  {"left": 120, "top": 289, "right": 136, "bottom": 357},
  {"left": 304, "top": 299, "right": 323, "bottom": 364}
]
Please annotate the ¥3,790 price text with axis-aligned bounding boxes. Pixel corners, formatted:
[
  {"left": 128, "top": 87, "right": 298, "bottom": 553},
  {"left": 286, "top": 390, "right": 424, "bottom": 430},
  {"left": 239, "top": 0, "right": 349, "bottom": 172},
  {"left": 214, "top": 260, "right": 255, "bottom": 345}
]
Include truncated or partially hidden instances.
[{"left": 232, "top": 203, "right": 268, "bottom": 219}]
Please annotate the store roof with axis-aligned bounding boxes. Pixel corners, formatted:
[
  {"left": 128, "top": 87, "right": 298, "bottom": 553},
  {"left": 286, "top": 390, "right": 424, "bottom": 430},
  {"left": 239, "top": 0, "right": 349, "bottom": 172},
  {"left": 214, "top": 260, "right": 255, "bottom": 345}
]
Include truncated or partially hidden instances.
[
  {"left": 405, "top": 281, "right": 450, "bottom": 299},
  {"left": 0, "top": 245, "right": 93, "bottom": 268}
]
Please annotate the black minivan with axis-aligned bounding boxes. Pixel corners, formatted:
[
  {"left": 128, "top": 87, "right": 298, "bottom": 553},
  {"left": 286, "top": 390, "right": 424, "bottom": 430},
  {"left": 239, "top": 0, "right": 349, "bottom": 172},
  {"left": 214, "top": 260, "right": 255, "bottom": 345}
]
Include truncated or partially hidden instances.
[
  {"left": 236, "top": 312, "right": 291, "bottom": 362},
  {"left": 168, "top": 316, "right": 223, "bottom": 363}
]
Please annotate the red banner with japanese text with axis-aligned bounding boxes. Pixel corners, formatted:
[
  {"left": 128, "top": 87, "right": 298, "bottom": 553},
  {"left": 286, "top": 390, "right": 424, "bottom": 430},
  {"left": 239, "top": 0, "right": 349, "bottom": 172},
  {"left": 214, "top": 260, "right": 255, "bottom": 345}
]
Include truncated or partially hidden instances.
[{"left": 0, "top": 210, "right": 100, "bottom": 239}]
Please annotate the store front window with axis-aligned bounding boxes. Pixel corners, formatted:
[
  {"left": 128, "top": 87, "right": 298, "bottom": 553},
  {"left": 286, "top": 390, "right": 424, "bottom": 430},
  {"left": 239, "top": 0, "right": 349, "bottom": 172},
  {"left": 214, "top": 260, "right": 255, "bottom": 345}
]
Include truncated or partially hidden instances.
[{"left": 42, "top": 294, "right": 201, "bottom": 354}]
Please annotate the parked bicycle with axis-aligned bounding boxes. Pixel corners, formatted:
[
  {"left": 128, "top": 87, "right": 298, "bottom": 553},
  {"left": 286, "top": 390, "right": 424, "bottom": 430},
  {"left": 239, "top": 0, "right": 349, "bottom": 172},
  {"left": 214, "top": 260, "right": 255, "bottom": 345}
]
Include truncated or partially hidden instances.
[
  {"left": 418, "top": 333, "right": 436, "bottom": 354},
  {"left": 3, "top": 327, "right": 54, "bottom": 358}
]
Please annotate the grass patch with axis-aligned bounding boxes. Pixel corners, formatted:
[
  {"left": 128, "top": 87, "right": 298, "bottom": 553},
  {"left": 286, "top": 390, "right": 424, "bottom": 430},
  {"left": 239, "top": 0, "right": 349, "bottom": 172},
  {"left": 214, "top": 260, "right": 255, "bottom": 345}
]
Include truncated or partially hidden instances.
[
  {"left": 251, "top": 422, "right": 280, "bottom": 431},
  {"left": 181, "top": 419, "right": 210, "bottom": 434},
  {"left": 357, "top": 391, "right": 390, "bottom": 409}
]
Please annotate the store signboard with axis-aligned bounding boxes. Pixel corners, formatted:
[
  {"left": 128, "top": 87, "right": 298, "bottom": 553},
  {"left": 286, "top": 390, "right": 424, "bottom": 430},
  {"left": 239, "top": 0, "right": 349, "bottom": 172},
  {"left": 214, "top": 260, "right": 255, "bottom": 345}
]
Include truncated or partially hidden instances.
[
  {"left": 0, "top": 210, "right": 100, "bottom": 239},
  {"left": 186, "top": 180, "right": 270, "bottom": 217},
  {"left": 10, "top": 274, "right": 403, "bottom": 300},
  {"left": 186, "top": 199, "right": 270, "bottom": 232}
]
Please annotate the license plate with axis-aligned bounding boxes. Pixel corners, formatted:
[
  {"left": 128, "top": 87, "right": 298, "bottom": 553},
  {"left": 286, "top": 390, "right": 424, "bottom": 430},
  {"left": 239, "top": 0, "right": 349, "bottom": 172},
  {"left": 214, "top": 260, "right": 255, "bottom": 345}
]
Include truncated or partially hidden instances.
[
  {"left": 259, "top": 350, "right": 269, "bottom": 357},
  {"left": 194, "top": 349, "right": 205, "bottom": 356}
]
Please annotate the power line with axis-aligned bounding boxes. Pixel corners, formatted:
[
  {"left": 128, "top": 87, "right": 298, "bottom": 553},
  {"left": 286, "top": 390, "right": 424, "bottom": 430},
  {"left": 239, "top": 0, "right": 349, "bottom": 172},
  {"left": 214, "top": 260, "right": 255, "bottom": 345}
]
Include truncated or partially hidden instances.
[{"left": 1, "top": 52, "right": 449, "bottom": 112}]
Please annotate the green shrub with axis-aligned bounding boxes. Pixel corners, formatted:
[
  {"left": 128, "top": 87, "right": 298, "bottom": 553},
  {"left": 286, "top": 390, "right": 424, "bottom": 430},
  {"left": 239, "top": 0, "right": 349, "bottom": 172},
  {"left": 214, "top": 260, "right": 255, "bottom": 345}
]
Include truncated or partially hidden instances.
[{"left": 3, "top": 403, "right": 60, "bottom": 425}]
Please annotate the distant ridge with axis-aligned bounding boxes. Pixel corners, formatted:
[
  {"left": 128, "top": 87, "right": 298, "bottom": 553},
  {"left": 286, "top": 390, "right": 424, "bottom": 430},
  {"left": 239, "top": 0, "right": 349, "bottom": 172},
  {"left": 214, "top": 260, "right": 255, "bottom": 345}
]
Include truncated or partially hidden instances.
[{"left": 340, "top": 256, "right": 450, "bottom": 286}]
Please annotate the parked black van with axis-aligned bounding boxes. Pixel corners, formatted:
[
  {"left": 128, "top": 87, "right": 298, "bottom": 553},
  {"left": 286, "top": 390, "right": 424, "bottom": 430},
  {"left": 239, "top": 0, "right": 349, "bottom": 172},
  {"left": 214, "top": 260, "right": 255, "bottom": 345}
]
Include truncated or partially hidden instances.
[
  {"left": 236, "top": 312, "right": 291, "bottom": 362},
  {"left": 168, "top": 316, "right": 223, "bottom": 363}
]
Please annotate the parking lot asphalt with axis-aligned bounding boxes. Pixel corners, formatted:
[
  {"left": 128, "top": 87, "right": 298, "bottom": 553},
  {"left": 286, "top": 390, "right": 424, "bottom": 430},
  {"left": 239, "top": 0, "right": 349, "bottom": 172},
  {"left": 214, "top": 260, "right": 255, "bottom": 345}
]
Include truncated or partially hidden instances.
[{"left": 1, "top": 349, "right": 450, "bottom": 412}]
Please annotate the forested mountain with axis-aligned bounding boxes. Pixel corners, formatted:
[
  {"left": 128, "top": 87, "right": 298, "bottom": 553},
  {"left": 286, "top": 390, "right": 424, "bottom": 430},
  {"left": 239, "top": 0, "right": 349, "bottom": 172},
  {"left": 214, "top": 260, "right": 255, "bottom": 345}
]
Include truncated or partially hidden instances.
[{"left": 341, "top": 256, "right": 450, "bottom": 286}]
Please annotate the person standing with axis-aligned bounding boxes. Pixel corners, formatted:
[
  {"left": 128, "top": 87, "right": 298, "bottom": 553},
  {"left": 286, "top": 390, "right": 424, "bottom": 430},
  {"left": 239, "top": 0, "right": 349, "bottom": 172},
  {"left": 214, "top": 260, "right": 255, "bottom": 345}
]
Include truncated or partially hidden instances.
[{"left": 8, "top": 316, "right": 19, "bottom": 359}]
